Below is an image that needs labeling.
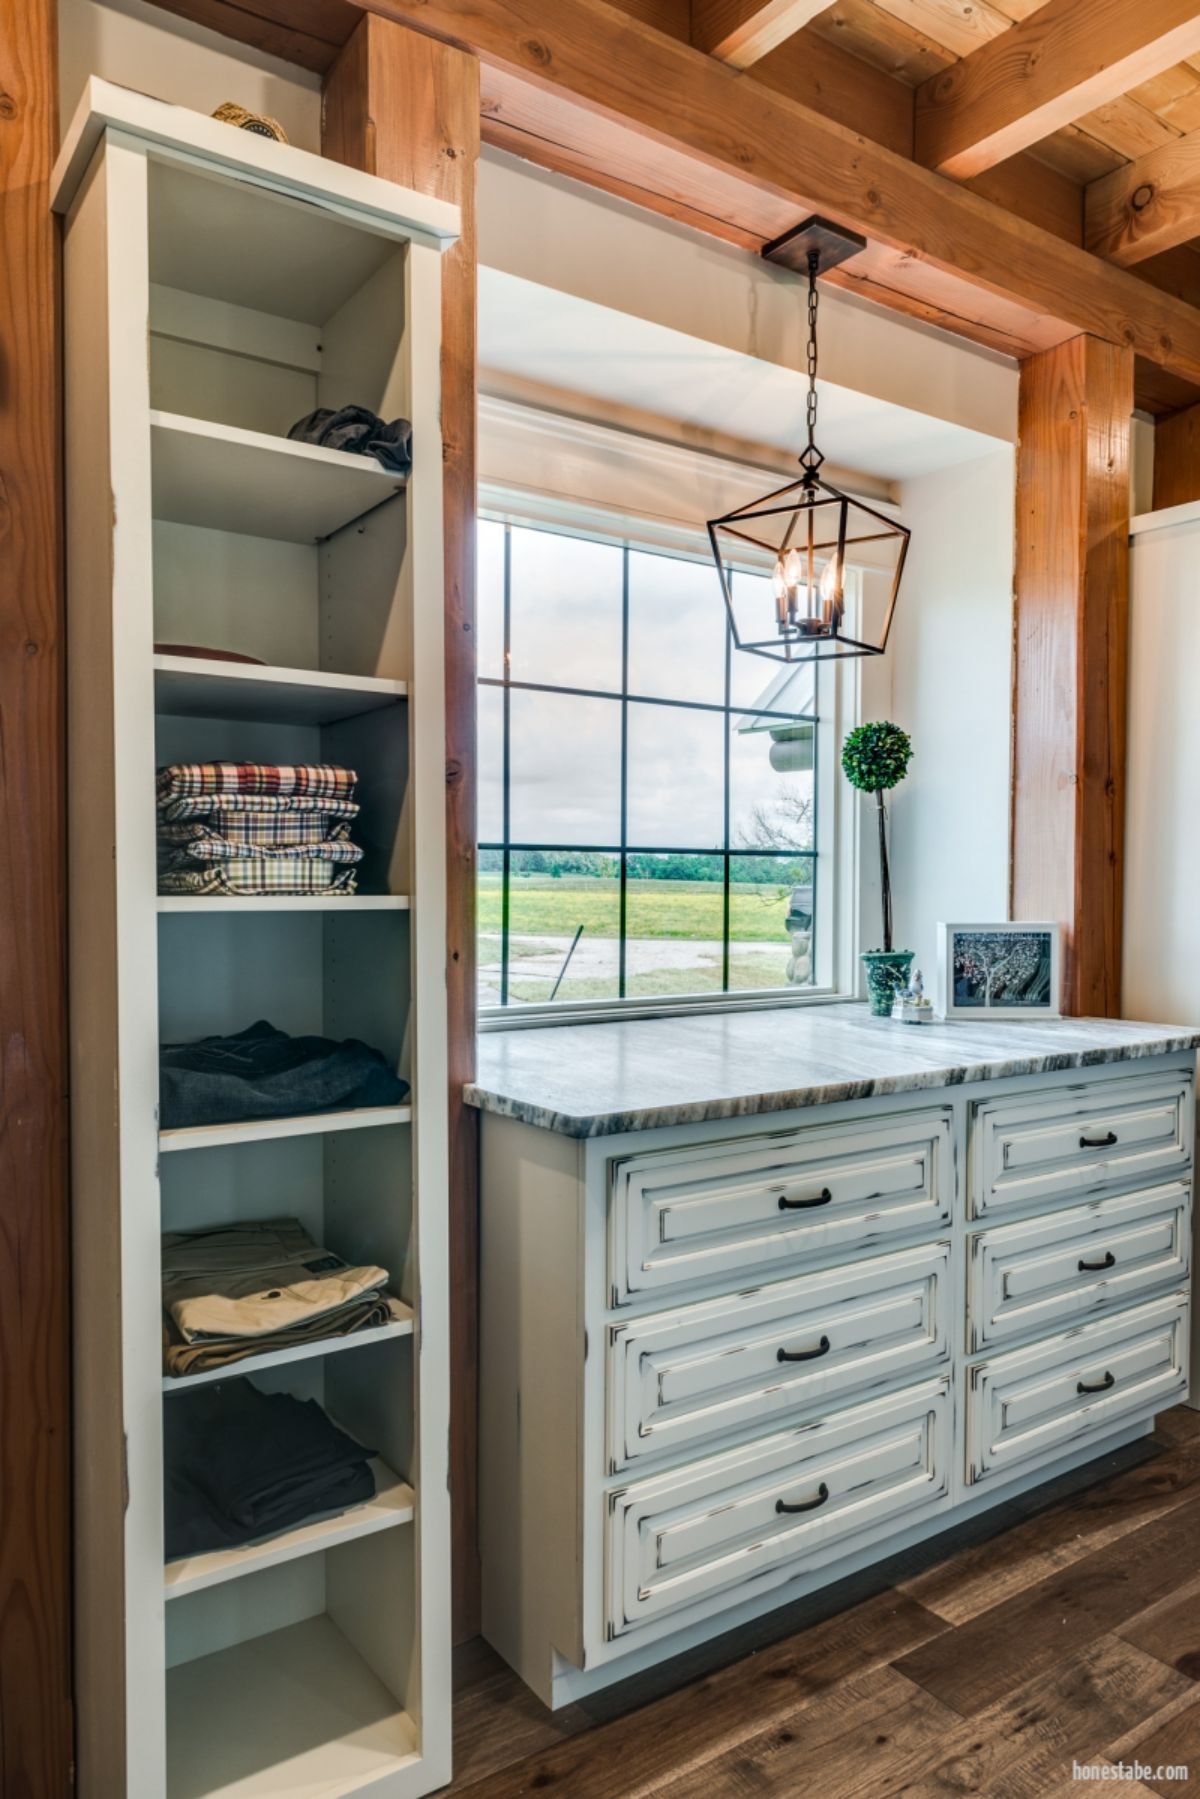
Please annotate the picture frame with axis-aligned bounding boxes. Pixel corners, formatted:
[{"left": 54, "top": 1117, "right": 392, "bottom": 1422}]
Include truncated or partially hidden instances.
[{"left": 936, "top": 921, "right": 1061, "bottom": 1020}]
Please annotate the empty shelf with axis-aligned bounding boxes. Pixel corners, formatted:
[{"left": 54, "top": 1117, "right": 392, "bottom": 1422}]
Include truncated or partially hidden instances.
[
  {"left": 151, "top": 411, "right": 404, "bottom": 542},
  {"left": 165, "top": 1460, "right": 413, "bottom": 1599},
  {"left": 159, "top": 1106, "right": 412, "bottom": 1153},
  {"left": 154, "top": 655, "right": 407, "bottom": 725},
  {"left": 162, "top": 1307, "right": 414, "bottom": 1393},
  {"left": 166, "top": 1614, "right": 421, "bottom": 1799},
  {"left": 157, "top": 895, "right": 410, "bottom": 915}
]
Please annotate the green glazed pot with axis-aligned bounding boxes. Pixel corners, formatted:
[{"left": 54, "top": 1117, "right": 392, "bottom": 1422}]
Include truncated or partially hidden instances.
[{"left": 861, "top": 949, "right": 915, "bottom": 1018}]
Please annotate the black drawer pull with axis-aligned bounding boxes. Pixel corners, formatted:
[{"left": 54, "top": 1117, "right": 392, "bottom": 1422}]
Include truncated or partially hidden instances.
[
  {"left": 776, "top": 1482, "right": 830, "bottom": 1516},
  {"left": 1077, "top": 1371, "right": 1116, "bottom": 1395},
  {"left": 777, "top": 1187, "right": 833, "bottom": 1211},
  {"left": 1078, "top": 1252, "right": 1117, "bottom": 1273},
  {"left": 777, "top": 1335, "right": 832, "bottom": 1365},
  {"left": 1079, "top": 1131, "right": 1118, "bottom": 1149}
]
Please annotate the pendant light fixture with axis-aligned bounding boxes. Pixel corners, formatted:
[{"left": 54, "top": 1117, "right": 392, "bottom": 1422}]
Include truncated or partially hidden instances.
[{"left": 707, "top": 217, "right": 911, "bottom": 665}]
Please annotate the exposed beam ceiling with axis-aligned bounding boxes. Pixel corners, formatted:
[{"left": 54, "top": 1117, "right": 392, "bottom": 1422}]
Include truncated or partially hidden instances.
[
  {"left": 691, "top": 0, "right": 833, "bottom": 68},
  {"left": 915, "top": 0, "right": 1200, "bottom": 178},
  {"left": 349, "top": 0, "right": 1200, "bottom": 385},
  {"left": 1087, "top": 128, "right": 1200, "bottom": 264},
  {"left": 146, "top": 0, "right": 358, "bottom": 71}
]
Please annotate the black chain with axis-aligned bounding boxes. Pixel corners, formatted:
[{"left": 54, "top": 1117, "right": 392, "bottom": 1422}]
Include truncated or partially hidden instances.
[{"left": 800, "top": 248, "right": 824, "bottom": 483}]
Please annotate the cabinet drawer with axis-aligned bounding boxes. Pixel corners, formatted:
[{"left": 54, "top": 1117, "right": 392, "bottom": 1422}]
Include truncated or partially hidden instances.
[
  {"left": 968, "top": 1183, "right": 1191, "bottom": 1352},
  {"left": 607, "top": 1242, "right": 950, "bottom": 1471},
  {"left": 605, "top": 1378, "right": 950, "bottom": 1637},
  {"left": 970, "top": 1071, "right": 1192, "bottom": 1220},
  {"left": 966, "top": 1292, "right": 1189, "bottom": 1487},
  {"left": 609, "top": 1109, "right": 954, "bottom": 1303}
]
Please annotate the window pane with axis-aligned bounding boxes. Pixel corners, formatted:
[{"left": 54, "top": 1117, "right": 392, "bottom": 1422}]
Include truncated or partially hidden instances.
[
  {"left": 625, "top": 853, "right": 724, "bottom": 998},
  {"left": 477, "top": 856, "right": 504, "bottom": 1009},
  {"left": 627, "top": 549, "right": 726, "bottom": 705},
  {"left": 477, "top": 683, "right": 504, "bottom": 845},
  {"left": 509, "top": 525, "right": 623, "bottom": 692},
  {"left": 626, "top": 701, "right": 725, "bottom": 851},
  {"left": 729, "top": 854, "right": 813, "bottom": 992},
  {"left": 507, "top": 850, "right": 619, "bottom": 1006},
  {"left": 476, "top": 518, "right": 507, "bottom": 680},
  {"left": 730, "top": 713, "right": 815, "bottom": 854},
  {"left": 729, "top": 569, "right": 788, "bottom": 708},
  {"left": 509, "top": 689, "right": 622, "bottom": 847}
]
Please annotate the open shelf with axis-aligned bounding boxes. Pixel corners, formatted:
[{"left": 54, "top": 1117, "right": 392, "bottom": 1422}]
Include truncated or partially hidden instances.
[
  {"left": 162, "top": 1307, "right": 414, "bottom": 1394},
  {"left": 151, "top": 411, "right": 405, "bottom": 543},
  {"left": 166, "top": 1613, "right": 421, "bottom": 1799},
  {"left": 159, "top": 1106, "right": 412, "bottom": 1154},
  {"left": 156, "top": 895, "right": 410, "bottom": 914},
  {"left": 164, "top": 1459, "right": 414, "bottom": 1599},
  {"left": 154, "top": 655, "right": 407, "bottom": 726}
]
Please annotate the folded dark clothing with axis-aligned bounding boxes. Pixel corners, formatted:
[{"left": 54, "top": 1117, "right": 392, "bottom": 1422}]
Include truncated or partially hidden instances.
[
  {"left": 159, "top": 1019, "right": 408, "bottom": 1129},
  {"left": 164, "top": 1378, "right": 376, "bottom": 1559},
  {"left": 287, "top": 405, "right": 412, "bottom": 476}
]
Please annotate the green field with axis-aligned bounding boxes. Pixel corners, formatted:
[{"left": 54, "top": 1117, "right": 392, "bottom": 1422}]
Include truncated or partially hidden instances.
[{"left": 477, "top": 873, "right": 797, "bottom": 943}]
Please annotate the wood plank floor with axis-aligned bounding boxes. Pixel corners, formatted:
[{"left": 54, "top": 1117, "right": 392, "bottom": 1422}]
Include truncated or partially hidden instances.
[{"left": 450, "top": 1408, "right": 1200, "bottom": 1797}]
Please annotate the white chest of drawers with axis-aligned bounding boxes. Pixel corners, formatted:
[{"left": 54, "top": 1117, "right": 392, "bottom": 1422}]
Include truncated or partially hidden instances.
[{"left": 471, "top": 1024, "right": 1198, "bottom": 1710}]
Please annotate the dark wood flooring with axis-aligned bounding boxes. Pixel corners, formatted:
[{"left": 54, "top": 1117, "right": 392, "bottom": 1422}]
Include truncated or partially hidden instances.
[{"left": 449, "top": 1407, "right": 1200, "bottom": 1797}]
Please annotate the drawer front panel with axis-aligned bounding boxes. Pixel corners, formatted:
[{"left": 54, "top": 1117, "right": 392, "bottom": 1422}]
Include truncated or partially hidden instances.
[
  {"left": 608, "top": 1241, "right": 951, "bottom": 1470},
  {"left": 968, "top": 1182, "right": 1192, "bottom": 1352},
  {"left": 605, "top": 1378, "right": 951, "bottom": 1637},
  {"left": 970, "top": 1072, "right": 1192, "bottom": 1219},
  {"left": 966, "top": 1293, "right": 1189, "bottom": 1487},
  {"left": 609, "top": 1110, "right": 954, "bottom": 1303}
]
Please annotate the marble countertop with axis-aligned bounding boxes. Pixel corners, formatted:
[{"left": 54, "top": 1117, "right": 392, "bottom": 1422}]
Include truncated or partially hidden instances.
[{"left": 465, "top": 1005, "right": 1200, "bottom": 1137}]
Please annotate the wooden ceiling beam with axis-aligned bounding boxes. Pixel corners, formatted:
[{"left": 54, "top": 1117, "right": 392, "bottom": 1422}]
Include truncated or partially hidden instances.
[
  {"left": 915, "top": 0, "right": 1200, "bottom": 179},
  {"left": 1086, "top": 127, "right": 1200, "bottom": 265},
  {"left": 351, "top": 0, "right": 1200, "bottom": 385},
  {"left": 692, "top": 0, "right": 836, "bottom": 68}
]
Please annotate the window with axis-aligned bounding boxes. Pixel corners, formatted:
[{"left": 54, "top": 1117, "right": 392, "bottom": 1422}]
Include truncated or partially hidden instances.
[{"left": 477, "top": 513, "right": 851, "bottom": 1022}]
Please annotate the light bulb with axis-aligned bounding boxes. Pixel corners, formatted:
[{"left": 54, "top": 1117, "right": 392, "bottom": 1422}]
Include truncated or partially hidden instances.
[
  {"left": 783, "top": 548, "right": 803, "bottom": 592},
  {"left": 819, "top": 554, "right": 842, "bottom": 603},
  {"left": 772, "top": 559, "right": 787, "bottom": 600}
]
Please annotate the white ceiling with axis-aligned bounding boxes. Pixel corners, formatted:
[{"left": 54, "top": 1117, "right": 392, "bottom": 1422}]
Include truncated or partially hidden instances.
[{"left": 477, "top": 268, "right": 1008, "bottom": 486}]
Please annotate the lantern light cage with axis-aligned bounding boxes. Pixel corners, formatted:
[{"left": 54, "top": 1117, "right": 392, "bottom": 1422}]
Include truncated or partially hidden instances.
[{"left": 707, "top": 216, "right": 911, "bottom": 666}]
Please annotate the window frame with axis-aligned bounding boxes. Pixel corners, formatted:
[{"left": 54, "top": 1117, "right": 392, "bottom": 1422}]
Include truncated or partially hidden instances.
[{"left": 476, "top": 486, "right": 861, "bottom": 1030}]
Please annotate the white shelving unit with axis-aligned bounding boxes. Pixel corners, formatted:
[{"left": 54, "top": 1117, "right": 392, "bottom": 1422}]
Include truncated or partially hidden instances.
[{"left": 56, "top": 79, "right": 456, "bottom": 1799}]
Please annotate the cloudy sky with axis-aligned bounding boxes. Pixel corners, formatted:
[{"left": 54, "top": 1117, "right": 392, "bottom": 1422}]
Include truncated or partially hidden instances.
[{"left": 477, "top": 522, "right": 815, "bottom": 855}]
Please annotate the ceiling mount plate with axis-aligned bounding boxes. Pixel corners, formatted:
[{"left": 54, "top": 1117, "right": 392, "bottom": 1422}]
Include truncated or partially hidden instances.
[{"left": 762, "top": 216, "right": 868, "bottom": 275}]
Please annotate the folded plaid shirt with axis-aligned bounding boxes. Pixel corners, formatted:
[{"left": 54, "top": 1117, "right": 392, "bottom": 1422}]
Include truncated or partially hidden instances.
[
  {"left": 159, "top": 818, "right": 357, "bottom": 850},
  {"left": 159, "top": 837, "right": 363, "bottom": 867},
  {"left": 158, "top": 860, "right": 359, "bottom": 896},
  {"left": 157, "top": 763, "right": 358, "bottom": 805},
  {"left": 158, "top": 793, "right": 361, "bottom": 823}
]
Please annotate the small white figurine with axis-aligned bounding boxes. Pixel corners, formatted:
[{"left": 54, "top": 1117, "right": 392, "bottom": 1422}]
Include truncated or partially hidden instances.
[{"left": 892, "top": 966, "right": 935, "bottom": 1024}]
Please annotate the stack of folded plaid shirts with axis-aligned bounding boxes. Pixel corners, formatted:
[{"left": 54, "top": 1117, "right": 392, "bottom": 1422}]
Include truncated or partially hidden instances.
[{"left": 157, "top": 762, "right": 364, "bottom": 897}]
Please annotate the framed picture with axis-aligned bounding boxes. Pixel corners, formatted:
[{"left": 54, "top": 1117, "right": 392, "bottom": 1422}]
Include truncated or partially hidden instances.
[{"left": 936, "top": 922, "right": 1061, "bottom": 1020}]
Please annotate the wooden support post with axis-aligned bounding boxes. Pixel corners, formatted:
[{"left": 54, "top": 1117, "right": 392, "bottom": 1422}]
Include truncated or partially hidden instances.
[
  {"left": 323, "top": 13, "right": 482, "bottom": 1641},
  {"left": 1152, "top": 401, "right": 1200, "bottom": 509},
  {"left": 1012, "top": 336, "right": 1133, "bottom": 1018},
  {"left": 0, "top": 0, "right": 72, "bottom": 1791}
]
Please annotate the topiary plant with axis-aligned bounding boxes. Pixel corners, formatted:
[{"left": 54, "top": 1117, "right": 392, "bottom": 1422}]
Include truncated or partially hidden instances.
[{"left": 841, "top": 721, "right": 912, "bottom": 952}]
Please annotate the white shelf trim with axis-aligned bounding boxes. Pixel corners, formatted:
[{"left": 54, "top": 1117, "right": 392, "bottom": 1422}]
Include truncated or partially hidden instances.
[
  {"left": 52, "top": 77, "right": 460, "bottom": 248},
  {"left": 161, "top": 1306, "right": 414, "bottom": 1393},
  {"left": 159, "top": 1105, "right": 412, "bottom": 1153},
  {"left": 157, "top": 894, "right": 410, "bottom": 914},
  {"left": 150, "top": 410, "right": 405, "bottom": 543},
  {"left": 153, "top": 653, "right": 407, "bottom": 725},
  {"left": 164, "top": 1459, "right": 414, "bottom": 1598}
]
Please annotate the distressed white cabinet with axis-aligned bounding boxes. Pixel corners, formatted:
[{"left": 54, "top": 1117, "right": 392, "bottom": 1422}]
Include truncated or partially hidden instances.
[
  {"left": 476, "top": 1048, "right": 1195, "bottom": 1708},
  {"left": 57, "top": 81, "right": 456, "bottom": 1798}
]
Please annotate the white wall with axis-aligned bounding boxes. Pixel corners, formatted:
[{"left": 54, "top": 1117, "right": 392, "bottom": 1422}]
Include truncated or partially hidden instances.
[
  {"left": 58, "top": 0, "right": 321, "bottom": 149},
  {"left": 1124, "top": 508, "right": 1200, "bottom": 1027},
  {"left": 477, "top": 148, "right": 1020, "bottom": 451},
  {"left": 882, "top": 449, "right": 1016, "bottom": 985}
]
